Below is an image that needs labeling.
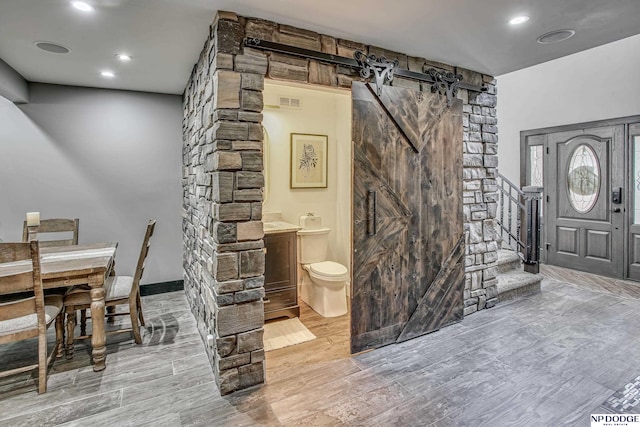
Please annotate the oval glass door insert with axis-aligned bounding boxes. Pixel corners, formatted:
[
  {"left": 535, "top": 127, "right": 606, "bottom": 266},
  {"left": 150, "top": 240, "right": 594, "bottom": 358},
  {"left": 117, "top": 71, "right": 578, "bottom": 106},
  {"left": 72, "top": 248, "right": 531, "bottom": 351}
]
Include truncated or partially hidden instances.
[{"left": 567, "top": 144, "right": 600, "bottom": 213}]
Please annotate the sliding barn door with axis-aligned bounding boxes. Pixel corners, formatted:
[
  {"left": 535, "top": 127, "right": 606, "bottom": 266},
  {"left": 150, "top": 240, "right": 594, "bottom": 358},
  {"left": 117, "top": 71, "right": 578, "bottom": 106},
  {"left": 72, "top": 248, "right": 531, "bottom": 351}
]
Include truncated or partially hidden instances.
[{"left": 351, "top": 82, "right": 464, "bottom": 354}]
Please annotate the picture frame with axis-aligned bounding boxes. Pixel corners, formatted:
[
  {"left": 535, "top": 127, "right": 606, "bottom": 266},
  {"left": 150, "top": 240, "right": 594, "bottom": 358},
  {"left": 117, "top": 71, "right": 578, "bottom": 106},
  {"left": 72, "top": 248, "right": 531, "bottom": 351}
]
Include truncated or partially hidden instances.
[{"left": 290, "top": 133, "right": 328, "bottom": 188}]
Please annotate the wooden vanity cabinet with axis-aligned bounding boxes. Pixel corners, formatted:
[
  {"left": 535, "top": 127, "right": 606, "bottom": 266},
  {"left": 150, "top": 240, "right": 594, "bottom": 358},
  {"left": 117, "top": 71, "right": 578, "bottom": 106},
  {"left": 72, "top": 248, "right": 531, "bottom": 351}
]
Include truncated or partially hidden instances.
[{"left": 264, "top": 231, "right": 299, "bottom": 320}]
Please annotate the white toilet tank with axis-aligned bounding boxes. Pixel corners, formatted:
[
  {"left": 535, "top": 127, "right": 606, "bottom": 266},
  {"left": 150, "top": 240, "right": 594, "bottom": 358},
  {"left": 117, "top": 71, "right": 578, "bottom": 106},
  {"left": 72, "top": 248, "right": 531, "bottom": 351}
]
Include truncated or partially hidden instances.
[
  {"left": 298, "top": 215, "right": 330, "bottom": 264},
  {"left": 299, "top": 214, "right": 322, "bottom": 229}
]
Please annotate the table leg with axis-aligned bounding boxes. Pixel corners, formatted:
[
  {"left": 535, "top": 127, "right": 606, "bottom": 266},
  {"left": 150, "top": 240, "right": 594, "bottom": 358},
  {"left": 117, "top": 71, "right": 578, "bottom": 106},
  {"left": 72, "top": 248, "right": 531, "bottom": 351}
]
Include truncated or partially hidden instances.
[
  {"left": 89, "top": 273, "right": 107, "bottom": 371},
  {"left": 107, "top": 261, "right": 116, "bottom": 324},
  {"left": 65, "top": 307, "right": 76, "bottom": 359}
]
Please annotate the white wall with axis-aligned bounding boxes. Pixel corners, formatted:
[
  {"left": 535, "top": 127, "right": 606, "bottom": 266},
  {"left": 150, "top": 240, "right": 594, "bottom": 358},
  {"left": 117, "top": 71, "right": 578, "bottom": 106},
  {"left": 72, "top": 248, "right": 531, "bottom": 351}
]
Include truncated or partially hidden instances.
[
  {"left": 0, "top": 83, "right": 183, "bottom": 285},
  {"left": 0, "top": 57, "right": 28, "bottom": 104},
  {"left": 497, "top": 34, "right": 640, "bottom": 184},
  {"left": 262, "top": 81, "right": 352, "bottom": 270}
]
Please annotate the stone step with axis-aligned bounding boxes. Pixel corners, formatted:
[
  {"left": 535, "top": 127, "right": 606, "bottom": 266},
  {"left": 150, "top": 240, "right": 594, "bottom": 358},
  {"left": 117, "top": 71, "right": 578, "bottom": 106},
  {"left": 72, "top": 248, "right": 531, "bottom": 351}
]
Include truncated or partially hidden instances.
[
  {"left": 496, "top": 270, "right": 542, "bottom": 303},
  {"left": 496, "top": 249, "right": 522, "bottom": 274}
]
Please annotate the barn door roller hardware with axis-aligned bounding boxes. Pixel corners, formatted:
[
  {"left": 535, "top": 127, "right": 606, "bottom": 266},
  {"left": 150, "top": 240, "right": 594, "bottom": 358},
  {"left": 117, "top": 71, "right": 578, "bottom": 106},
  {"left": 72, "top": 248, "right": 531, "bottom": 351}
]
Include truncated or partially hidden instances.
[
  {"left": 429, "top": 69, "right": 462, "bottom": 107},
  {"left": 354, "top": 51, "right": 398, "bottom": 96},
  {"left": 244, "top": 38, "right": 487, "bottom": 103}
]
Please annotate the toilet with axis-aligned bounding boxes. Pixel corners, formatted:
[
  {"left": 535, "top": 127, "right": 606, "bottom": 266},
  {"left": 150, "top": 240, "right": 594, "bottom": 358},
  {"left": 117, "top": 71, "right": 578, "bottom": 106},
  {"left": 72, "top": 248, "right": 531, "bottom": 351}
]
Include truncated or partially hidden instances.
[{"left": 297, "top": 216, "right": 349, "bottom": 317}]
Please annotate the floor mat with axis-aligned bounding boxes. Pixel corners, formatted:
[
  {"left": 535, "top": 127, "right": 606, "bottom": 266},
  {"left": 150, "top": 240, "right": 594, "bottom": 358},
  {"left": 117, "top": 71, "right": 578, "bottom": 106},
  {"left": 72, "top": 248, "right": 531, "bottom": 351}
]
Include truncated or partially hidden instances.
[{"left": 263, "top": 317, "right": 316, "bottom": 352}]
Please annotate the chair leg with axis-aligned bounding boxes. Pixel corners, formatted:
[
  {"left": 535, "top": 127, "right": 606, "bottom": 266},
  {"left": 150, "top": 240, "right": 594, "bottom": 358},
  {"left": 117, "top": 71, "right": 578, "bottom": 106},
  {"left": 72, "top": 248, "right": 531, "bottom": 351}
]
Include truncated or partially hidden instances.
[
  {"left": 65, "top": 307, "right": 76, "bottom": 359},
  {"left": 136, "top": 292, "right": 145, "bottom": 327},
  {"left": 38, "top": 326, "right": 47, "bottom": 394},
  {"left": 55, "top": 312, "right": 64, "bottom": 359},
  {"left": 80, "top": 309, "right": 87, "bottom": 336},
  {"left": 129, "top": 299, "right": 142, "bottom": 344},
  {"left": 107, "top": 306, "right": 115, "bottom": 324}
]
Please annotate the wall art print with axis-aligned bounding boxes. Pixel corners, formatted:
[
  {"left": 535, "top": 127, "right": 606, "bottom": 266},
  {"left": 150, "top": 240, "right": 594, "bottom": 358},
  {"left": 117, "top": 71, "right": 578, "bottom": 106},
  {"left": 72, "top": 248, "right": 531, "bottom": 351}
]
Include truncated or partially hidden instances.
[{"left": 290, "top": 133, "right": 328, "bottom": 188}]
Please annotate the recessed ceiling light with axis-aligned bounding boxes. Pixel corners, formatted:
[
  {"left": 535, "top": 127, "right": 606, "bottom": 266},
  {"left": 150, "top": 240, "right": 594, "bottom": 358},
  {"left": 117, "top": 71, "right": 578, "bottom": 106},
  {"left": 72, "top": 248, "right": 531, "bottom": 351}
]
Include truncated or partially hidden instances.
[
  {"left": 34, "top": 41, "right": 71, "bottom": 54},
  {"left": 116, "top": 54, "right": 132, "bottom": 62},
  {"left": 101, "top": 71, "right": 115, "bottom": 78},
  {"left": 537, "top": 29, "right": 576, "bottom": 44},
  {"left": 509, "top": 15, "right": 530, "bottom": 25},
  {"left": 71, "top": 1, "right": 94, "bottom": 12}
]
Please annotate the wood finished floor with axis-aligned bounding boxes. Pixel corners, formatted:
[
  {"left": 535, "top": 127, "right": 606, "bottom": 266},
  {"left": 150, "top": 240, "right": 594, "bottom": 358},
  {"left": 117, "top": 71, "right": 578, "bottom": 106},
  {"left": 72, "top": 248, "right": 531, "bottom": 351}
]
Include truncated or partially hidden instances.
[
  {"left": 541, "top": 263, "right": 640, "bottom": 299},
  {"left": 1, "top": 275, "right": 639, "bottom": 426}
]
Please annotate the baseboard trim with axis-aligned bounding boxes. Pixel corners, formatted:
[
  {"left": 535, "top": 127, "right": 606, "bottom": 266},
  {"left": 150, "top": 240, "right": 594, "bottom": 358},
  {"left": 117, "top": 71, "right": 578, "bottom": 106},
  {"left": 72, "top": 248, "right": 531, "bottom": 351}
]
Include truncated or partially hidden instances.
[{"left": 140, "top": 280, "right": 184, "bottom": 296}]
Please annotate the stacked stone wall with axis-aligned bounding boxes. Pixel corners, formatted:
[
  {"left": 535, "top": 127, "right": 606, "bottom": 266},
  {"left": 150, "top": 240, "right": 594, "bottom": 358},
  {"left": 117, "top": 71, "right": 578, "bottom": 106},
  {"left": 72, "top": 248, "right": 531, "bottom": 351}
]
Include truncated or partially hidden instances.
[
  {"left": 183, "top": 10, "right": 499, "bottom": 394},
  {"left": 463, "top": 87, "right": 500, "bottom": 313}
]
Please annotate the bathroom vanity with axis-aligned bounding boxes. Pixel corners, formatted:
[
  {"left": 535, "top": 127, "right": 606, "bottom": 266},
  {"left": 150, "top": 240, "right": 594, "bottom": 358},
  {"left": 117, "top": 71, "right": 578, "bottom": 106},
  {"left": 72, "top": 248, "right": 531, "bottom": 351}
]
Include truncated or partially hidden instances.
[{"left": 263, "top": 222, "right": 300, "bottom": 320}]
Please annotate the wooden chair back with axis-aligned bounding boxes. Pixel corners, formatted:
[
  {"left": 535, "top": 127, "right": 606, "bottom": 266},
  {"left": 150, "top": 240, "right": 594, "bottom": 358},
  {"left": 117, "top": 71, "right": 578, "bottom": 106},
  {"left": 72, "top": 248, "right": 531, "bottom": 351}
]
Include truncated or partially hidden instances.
[
  {"left": 130, "top": 219, "right": 156, "bottom": 300},
  {"left": 0, "top": 240, "right": 64, "bottom": 393},
  {"left": 22, "top": 218, "right": 79, "bottom": 248},
  {"left": 63, "top": 221, "right": 155, "bottom": 351},
  {"left": 0, "top": 241, "right": 45, "bottom": 343}
]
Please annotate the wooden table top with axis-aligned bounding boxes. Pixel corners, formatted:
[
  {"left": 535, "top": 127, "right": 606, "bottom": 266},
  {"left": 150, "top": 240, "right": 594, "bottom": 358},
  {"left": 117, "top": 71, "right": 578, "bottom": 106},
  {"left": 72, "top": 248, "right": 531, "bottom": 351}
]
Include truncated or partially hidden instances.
[{"left": 0, "top": 242, "right": 117, "bottom": 282}]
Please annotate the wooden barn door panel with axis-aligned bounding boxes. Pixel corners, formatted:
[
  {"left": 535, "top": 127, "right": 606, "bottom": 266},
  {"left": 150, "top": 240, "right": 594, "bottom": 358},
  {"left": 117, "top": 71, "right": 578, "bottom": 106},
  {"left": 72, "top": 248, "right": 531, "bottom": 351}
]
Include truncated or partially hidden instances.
[{"left": 351, "top": 82, "right": 463, "bottom": 354}]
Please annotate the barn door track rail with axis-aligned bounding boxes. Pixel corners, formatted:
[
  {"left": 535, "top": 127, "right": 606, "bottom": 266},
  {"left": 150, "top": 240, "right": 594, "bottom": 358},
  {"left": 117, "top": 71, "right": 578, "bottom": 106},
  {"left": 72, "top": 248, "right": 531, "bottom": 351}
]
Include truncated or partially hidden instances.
[{"left": 244, "top": 38, "right": 487, "bottom": 104}]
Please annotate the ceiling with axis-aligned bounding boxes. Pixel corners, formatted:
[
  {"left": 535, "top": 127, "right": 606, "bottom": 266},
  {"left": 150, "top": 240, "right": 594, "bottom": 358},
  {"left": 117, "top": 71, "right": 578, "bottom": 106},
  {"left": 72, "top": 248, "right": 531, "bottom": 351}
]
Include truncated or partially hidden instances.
[{"left": 0, "top": 0, "right": 639, "bottom": 95}]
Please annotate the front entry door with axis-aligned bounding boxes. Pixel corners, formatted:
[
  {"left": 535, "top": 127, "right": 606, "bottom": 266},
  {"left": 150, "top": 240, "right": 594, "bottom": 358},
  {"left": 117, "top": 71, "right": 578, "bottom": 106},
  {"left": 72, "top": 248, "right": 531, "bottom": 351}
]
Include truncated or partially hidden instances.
[
  {"left": 546, "top": 126, "right": 624, "bottom": 277},
  {"left": 351, "top": 82, "right": 464, "bottom": 354}
]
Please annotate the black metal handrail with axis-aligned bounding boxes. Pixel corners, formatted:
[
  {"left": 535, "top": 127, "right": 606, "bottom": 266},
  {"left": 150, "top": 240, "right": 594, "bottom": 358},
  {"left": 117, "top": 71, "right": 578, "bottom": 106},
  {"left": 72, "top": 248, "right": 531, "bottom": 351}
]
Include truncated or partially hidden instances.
[
  {"left": 497, "top": 173, "right": 543, "bottom": 273},
  {"left": 497, "top": 174, "right": 525, "bottom": 251}
]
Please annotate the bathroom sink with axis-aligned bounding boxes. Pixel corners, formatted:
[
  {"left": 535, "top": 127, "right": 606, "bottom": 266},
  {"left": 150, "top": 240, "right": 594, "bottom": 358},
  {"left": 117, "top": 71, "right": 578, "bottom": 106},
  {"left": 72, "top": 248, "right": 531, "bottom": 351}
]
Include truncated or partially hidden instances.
[{"left": 262, "top": 221, "right": 301, "bottom": 235}]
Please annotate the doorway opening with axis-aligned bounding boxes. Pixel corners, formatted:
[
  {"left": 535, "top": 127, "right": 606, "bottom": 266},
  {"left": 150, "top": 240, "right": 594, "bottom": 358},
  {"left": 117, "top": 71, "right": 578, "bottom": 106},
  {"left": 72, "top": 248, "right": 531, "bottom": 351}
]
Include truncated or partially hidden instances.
[
  {"left": 261, "top": 80, "right": 352, "bottom": 372},
  {"left": 260, "top": 77, "right": 466, "bottom": 372}
]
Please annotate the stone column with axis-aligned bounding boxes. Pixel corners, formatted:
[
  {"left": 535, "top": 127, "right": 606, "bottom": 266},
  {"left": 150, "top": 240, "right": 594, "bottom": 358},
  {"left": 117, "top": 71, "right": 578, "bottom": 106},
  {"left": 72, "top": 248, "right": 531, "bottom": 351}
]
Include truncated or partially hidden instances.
[
  {"left": 460, "top": 77, "right": 500, "bottom": 314},
  {"left": 183, "top": 11, "right": 267, "bottom": 395}
]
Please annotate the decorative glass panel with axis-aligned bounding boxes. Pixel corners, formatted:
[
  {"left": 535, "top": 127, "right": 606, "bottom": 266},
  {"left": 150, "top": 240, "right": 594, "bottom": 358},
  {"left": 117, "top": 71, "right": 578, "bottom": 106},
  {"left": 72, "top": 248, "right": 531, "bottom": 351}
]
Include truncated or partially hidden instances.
[
  {"left": 634, "top": 136, "right": 640, "bottom": 224},
  {"left": 529, "top": 145, "right": 544, "bottom": 187},
  {"left": 567, "top": 144, "right": 600, "bottom": 213}
]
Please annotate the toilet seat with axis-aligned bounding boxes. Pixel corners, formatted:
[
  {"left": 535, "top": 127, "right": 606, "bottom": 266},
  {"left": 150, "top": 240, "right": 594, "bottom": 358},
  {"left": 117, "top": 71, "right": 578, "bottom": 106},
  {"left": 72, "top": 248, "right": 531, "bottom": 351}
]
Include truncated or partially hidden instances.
[{"left": 308, "top": 261, "right": 348, "bottom": 280}]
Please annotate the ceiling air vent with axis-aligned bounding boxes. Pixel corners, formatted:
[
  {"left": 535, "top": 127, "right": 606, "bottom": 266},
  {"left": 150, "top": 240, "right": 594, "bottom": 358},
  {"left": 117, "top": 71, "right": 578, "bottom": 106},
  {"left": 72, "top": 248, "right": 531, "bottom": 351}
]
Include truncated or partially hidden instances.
[
  {"left": 34, "top": 41, "right": 71, "bottom": 54},
  {"left": 536, "top": 29, "right": 576, "bottom": 44},
  {"left": 279, "top": 96, "right": 301, "bottom": 109}
]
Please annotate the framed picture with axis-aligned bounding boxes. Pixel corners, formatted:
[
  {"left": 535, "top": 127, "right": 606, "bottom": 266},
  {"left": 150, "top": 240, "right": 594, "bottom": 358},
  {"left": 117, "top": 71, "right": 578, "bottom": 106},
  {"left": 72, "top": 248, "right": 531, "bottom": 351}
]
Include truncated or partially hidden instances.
[{"left": 290, "top": 133, "right": 328, "bottom": 188}]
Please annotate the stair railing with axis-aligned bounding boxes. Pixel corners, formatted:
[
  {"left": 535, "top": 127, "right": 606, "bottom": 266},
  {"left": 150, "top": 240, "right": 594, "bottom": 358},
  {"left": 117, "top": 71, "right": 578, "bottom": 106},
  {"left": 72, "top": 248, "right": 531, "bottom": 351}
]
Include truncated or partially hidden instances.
[
  {"left": 497, "top": 174, "right": 524, "bottom": 252},
  {"left": 497, "top": 173, "right": 543, "bottom": 274}
]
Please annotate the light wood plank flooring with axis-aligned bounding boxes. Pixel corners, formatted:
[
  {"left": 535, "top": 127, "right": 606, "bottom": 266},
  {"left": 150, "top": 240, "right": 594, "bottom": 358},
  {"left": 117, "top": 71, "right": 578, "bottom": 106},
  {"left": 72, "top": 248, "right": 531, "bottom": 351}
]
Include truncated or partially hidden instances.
[
  {"left": 1, "top": 275, "right": 639, "bottom": 426},
  {"left": 541, "top": 263, "right": 640, "bottom": 299},
  {"left": 265, "top": 299, "right": 350, "bottom": 384}
]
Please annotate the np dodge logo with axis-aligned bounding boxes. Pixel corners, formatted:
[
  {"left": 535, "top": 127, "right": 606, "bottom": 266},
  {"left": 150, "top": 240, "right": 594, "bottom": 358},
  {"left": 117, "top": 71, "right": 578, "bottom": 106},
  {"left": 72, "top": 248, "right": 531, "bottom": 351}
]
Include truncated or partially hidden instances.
[{"left": 591, "top": 414, "right": 640, "bottom": 427}]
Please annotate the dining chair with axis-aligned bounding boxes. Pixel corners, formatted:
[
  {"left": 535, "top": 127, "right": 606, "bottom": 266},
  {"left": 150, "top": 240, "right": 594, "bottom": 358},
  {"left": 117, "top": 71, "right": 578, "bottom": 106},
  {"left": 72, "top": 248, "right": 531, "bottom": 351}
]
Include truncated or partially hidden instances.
[
  {"left": 0, "top": 241, "right": 65, "bottom": 394},
  {"left": 63, "top": 219, "right": 156, "bottom": 356},
  {"left": 23, "top": 219, "right": 80, "bottom": 306},
  {"left": 22, "top": 218, "right": 79, "bottom": 247}
]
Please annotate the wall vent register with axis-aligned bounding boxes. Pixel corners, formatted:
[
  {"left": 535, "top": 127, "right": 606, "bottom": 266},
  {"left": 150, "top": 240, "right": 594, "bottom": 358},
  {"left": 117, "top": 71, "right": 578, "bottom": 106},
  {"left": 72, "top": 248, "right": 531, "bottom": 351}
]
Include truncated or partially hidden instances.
[{"left": 278, "top": 96, "right": 301, "bottom": 109}]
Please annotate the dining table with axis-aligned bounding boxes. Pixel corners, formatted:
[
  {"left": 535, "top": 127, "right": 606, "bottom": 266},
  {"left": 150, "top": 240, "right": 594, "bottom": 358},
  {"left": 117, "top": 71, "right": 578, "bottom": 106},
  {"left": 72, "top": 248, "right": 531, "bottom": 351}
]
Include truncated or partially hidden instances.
[{"left": 0, "top": 242, "right": 117, "bottom": 372}]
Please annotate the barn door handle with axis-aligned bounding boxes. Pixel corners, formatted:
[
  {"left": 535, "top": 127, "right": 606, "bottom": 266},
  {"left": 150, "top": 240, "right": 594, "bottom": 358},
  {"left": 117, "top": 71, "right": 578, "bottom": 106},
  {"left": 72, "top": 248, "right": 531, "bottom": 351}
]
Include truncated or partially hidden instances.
[{"left": 367, "top": 190, "right": 377, "bottom": 236}]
